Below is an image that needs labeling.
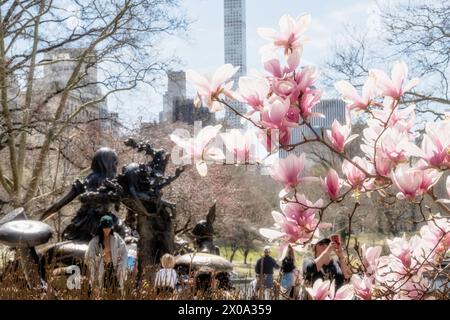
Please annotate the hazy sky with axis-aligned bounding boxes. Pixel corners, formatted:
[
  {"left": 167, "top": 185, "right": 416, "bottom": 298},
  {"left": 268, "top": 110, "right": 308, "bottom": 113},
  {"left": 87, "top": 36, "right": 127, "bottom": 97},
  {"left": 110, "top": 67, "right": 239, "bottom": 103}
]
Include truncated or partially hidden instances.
[{"left": 112, "top": 0, "right": 381, "bottom": 128}]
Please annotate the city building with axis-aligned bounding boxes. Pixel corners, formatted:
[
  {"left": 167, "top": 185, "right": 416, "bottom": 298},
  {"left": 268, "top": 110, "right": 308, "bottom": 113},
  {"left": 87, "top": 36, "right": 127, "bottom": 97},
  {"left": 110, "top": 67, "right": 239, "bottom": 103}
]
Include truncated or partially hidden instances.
[
  {"left": 161, "top": 71, "right": 186, "bottom": 123},
  {"left": 159, "top": 70, "right": 215, "bottom": 126},
  {"left": 30, "top": 48, "right": 119, "bottom": 132},
  {"left": 224, "top": 0, "right": 247, "bottom": 128}
]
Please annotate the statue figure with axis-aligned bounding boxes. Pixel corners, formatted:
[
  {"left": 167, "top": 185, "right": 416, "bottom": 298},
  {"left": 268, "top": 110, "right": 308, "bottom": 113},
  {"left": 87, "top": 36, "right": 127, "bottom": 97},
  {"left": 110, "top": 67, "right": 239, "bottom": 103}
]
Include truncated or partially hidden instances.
[
  {"left": 119, "top": 139, "right": 185, "bottom": 275},
  {"left": 191, "top": 202, "right": 220, "bottom": 255},
  {"left": 40, "top": 147, "right": 123, "bottom": 241}
]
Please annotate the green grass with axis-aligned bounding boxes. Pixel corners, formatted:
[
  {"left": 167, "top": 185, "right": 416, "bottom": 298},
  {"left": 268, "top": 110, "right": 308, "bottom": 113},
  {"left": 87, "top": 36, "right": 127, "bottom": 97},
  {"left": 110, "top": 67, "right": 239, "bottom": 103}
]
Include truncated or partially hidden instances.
[
  {"left": 219, "top": 232, "right": 394, "bottom": 277},
  {"left": 219, "top": 246, "right": 309, "bottom": 278}
]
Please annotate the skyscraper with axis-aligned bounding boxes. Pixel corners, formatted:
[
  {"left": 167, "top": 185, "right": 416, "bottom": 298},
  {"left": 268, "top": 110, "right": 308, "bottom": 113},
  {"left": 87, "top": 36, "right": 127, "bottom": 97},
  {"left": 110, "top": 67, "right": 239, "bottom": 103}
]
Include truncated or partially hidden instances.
[
  {"left": 161, "top": 71, "right": 186, "bottom": 123},
  {"left": 159, "top": 70, "right": 215, "bottom": 126},
  {"left": 224, "top": 0, "right": 247, "bottom": 128}
]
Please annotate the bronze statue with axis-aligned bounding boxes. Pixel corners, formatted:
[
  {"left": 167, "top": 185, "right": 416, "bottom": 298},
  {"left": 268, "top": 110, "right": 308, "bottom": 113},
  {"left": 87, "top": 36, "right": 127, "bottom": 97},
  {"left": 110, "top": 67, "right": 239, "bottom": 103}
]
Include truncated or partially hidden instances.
[
  {"left": 40, "top": 147, "right": 124, "bottom": 241},
  {"left": 191, "top": 202, "right": 220, "bottom": 255},
  {"left": 119, "top": 138, "right": 185, "bottom": 275},
  {"left": 175, "top": 203, "right": 234, "bottom": 293}
]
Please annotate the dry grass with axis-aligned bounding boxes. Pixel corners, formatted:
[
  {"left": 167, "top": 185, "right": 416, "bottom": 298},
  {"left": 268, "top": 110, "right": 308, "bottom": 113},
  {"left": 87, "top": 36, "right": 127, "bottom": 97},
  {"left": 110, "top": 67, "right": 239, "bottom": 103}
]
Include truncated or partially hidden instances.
[{"left": 0, "top": 263, "right": 255, "bottom": 300}]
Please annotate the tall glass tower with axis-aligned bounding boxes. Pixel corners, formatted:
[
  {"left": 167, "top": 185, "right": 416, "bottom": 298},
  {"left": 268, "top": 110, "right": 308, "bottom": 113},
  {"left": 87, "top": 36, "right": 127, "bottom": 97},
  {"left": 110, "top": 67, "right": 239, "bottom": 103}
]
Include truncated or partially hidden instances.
[{"left": 224, "top": 0, "right": 247, "bottom": 128}]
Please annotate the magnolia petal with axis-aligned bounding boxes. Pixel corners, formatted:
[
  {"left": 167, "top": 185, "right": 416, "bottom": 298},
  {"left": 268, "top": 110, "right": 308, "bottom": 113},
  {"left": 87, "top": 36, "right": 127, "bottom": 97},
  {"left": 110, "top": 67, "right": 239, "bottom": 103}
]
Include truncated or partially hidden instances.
[
  {"left": 257, "top": 27, "right": 277, "bottom": 40},
  {"left": 271, "top": 210, "right": 285, "bottom": 224},
  {"left": 259, "top": 228, "right": 285, "bottom": 240},
  {"left": 212, "top": 64, "right": 239, "bottom": 89},
  {"left": 334, "top": 284, "right": 355, "bottom": 300},
  {"left": 403, "top": 77, "right": 420, "bottom": 93},
  {"left": 297, "top": 13, "right": 312, "bottom": 32},
  {"left": 335, "top": 81, "right": 360, "bottom": 102},
  {"left": 286, "top": 50, "right": 300, "bottom": 71},
  {"left": 279, "top": 188, "right": 291, "bottom": 198},
  {"left": 186, "top": 69, "right": 210, "bottom": 93},
  {"left": 391, "top": 61, "right": 407, "bottom": 90}
]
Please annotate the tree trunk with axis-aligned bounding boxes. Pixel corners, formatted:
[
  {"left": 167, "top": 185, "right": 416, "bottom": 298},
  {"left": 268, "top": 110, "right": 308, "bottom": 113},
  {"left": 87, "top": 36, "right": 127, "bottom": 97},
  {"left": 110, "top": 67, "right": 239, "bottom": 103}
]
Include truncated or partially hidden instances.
[
  {"left": 229, "top": 247, "right": 238, "bottom": 263},
  {"left": 243, "top": 249, "right": 249, "bottom": 265},
  {"left": 137, "top": 204, "right": 175, "bottom": 283}
]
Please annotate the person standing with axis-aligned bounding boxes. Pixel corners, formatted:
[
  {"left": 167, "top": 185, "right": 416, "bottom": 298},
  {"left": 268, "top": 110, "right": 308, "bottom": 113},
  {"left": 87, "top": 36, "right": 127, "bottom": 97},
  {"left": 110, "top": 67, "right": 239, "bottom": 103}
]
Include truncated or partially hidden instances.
[
  {"left": 85, "top": 215, "right": 128, "bottom": 298},
  {"left": 254, "top": 246, "right": 280, "bottom": 299},
  {"left": 302, "top": 235, "right": 352, "bottom": 293},
  {"left": 280, "top": 244, "right": 296, "bottom": 298}
]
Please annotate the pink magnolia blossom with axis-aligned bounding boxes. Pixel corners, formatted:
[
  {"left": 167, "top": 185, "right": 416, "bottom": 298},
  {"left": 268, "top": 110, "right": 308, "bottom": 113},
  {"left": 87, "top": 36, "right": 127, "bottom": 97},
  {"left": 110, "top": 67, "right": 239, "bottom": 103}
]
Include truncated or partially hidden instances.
[
  {"left": 170, "top": 125, "right": 225, "bottom": 176},
  {"left": 258, "top": 14, "right": 311, "bottom": 55},
  {"left": 299, "top": 88, "right": 323, "bottom": 120},
  {"left": 361, "top": 124, "right": 420, "bottom": 176},
  {"left": 257, "top": 126, "right": 292, "bottom": 152},
  {"left": 260, "top": 97, "right": 294, "bottom": 129},
  {"left": 371, "top": 99, "right": 416, "bottom": 134},
  {"left": 305, "top": 279, "right": 354, "bottom": 300},
  {"left": 342, "top": 157, "right": 372, "bottom": 189},
  {"left": 391, "top": 165, "right": 442, "bottom": 200},
  {"left": 361, "top": 244, "right": 382, "bottom": 276},
  {"left": 387, "top": 235, "right": 431, "bottom": 274},
  {"left": 351, "top": 275, "right": 374, "bottom": 300},
  {"left": 375, "top": 233, "right": 434, "bottom": 300},
  {"left": 390, "top": 165, "right": 420, "bottom": 200},
  {"left": 186, "top": 64, "right": 239, "bottom": 112},
  {"left": 330, "top": 283, "right": 355, "bottom": 300},
  {"left": 294, "top": 66, "right": 319, "bottom": 94},
  {"left": 369, "top": 61, "right": 419, "bottom": 99},
  {"left": 326, "top": 119, "right": 358, "bottom": 153},
  {"left": 374, "top": 153, "right": 395, "bottom": 177},
  {"left": 262, "top": 50, "right": 300, "bottom": 78},
  {"left": 286, "top": 106, "right": 300, "bottom": 123},
  {"left": 334, "top": 77, "right": 377, "bottom": 111},
  {"left": 237, "top": 76, "right": 270, "bottom": 114},
  {"left": 258, "top": 212, "right": 307, "bottom": 247},
  {"left": 305, "top": 279, "right": 331, "bottom": 300},
  {"left": 394, "top": 276, "right": 429, "bottom": 300},
  {"left": 259, "top": 194, "right": 329, "bottom": 247},
  {"left": 379, "top": 127, "right": 422, "bottom": 163},
  {"left": 280, "top": 195, "right": 330, "bottom": 243},
  {"left": 282, "top": 194, "right": 324, "bottom": 225},
  {"left": 259, "top": 97, "right": 297, "bottom": 149},
  {"left": 377, "top": 254, "right": 429, "bottom": 300},
  {"left": 220, "top": 129, "right": 256, "bottom": 164},
  {"left": 259, "top": 210, "right": 297, "bottom": 243},
  {"left": 320, "top": 168, "right": 341, "bottom": 200},
  {"left": 417, "top": 120, "right": 450, "bottom": 169},
  {"left": 272, "top": 78, "right": 300, "bottom": 100},
  {"left": 271, "top": 154, "right": 315, "bottom": 196},
  {"left": 420, "top": 214, "right": 450, "bottom": 256}
]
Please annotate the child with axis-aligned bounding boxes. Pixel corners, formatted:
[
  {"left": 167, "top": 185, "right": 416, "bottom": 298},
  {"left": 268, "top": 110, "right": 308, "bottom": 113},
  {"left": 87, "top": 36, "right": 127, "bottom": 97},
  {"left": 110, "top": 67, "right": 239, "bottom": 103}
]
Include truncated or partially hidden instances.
[{"left": 154, "top": 254, "right": 178, "bottom": 295}]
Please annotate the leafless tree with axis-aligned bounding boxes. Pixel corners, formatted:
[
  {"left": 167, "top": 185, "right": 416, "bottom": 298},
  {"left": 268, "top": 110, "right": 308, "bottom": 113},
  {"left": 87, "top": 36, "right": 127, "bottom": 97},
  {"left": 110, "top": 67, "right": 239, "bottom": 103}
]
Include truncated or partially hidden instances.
[
  {"left": 324, "top": 0, "right": 449, "bottom": 125},
  {"left": 0, "top": 0, "right": 189, "bottom": 213}
]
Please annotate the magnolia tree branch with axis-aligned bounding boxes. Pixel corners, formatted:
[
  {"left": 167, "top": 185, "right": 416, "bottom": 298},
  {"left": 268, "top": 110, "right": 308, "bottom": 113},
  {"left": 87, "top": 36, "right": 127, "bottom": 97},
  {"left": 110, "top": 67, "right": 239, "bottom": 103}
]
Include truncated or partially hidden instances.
[{"left": 345, "top": 202, "right": 360, "bottom": 256}]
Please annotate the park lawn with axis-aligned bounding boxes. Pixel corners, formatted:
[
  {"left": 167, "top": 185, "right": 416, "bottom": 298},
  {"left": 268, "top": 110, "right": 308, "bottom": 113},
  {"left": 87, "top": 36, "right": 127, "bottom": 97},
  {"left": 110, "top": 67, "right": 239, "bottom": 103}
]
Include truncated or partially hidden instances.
[
  {"left": 219, "top": 232, "right": 396, "bottom": 277},
  {"left": 219, "top": 245, "right": 309, "bottom": 278}
]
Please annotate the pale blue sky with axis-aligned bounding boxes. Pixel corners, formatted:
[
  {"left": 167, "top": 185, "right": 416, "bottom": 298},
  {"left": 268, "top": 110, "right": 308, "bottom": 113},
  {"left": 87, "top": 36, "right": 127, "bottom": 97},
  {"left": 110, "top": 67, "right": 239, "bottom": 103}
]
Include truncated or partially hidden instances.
[{"left": 112, "top": 0, "right": 380, "bottom": 128}]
